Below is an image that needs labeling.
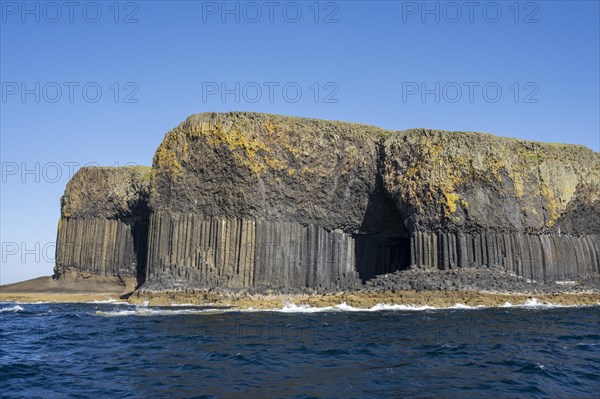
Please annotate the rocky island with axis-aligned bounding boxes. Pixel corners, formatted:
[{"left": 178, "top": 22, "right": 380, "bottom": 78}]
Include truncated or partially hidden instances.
[{"left": 2, "top": 112, "right": 599, "bottom": 307}]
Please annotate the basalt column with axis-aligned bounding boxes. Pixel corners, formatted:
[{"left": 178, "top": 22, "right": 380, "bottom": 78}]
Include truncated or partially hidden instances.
[
  {"left": 144, "top": 112, "right": 387, "bottom": 291},
  {"left": 145, "top": 212, "right": 359, "bottom": 290},
  {"left": 54, "top": 166, "right": 151, "bottom": 286},
  {"left": 383, "top": 128, "right": 600, "bottom": 282},
  {"left": 408, "top": 231, "right": 600, "bottom": 282}
]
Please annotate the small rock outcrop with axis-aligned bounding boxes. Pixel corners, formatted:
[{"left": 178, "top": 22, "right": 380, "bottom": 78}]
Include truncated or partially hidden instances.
[
  {"left": 54, "top": 166, "right": 151, "bottom": 287},
  {"left": 53, "top": 112, "right": 600, "bottom": 293}
]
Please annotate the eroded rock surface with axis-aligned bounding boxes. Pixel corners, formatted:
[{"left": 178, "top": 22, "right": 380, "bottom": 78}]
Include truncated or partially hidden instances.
[
  {"left": 143, "top": 112, "right": 600, "bottom": 291},
  {"left": 53, "top": 112, "right": 600, "bottom": 293},
  {"left": 55, "top": 166, "right": 151, "bottom": 286}
]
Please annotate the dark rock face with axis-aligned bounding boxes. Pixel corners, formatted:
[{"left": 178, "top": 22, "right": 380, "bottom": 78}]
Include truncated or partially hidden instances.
[
  {"left": 382, "top": 129, "right": 599, "bottom": 234},
  {"left": 405, "top": 231, "right": 599, "bottom": 282},
  {"left": 363, "top": 268, "right": 600, "bottom": 294},
  {"left": 381, "top": 130, "right": 600, "bottom": 283},
  {"left": 553, "top": 183, "right": 600, "bottom": 235},
  {"left": 55, "top": 112, "right": 600, "bottom": 292},
  {"left": 150, "top": 112, "right": 383, "bottom": 230},
  {"left": 146, "top": 113, "right": 399, "bottom": 290},
  {"left": 145, "top": 214, "right": 360, "bottom": 291},
  {"left": 54, "top": 166, "right": 151, "bottom": 286}
]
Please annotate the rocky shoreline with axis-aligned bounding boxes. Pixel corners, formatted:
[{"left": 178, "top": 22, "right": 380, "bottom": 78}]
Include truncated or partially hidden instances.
[
  {"left": 129, "top": 291, "right": 600, "bottom": 309},
  {"left": 130, "top": 268, "right": 600, "bottom": 307},
  {"left": 2, "top": 289, "right": 599, "bottom": 309},
  {"left": 363, "top": 267, "right": 600, "bottom": 295},
  {"left": 5, "top": 268, "right": 597, "bottom": 309}
]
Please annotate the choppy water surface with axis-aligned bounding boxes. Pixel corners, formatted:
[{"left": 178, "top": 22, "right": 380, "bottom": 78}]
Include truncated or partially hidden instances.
[{"left": 1, "top": 301, "right": 599, "bottom": 398}]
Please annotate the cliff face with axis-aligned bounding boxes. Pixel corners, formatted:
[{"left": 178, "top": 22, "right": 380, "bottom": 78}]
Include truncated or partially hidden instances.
[
  {"left": 150, "top": 112, "right": 385, "bottom": 230},
  {"left": 381, "top": 130, "right": 600, "bottom": 281},
  {"left": 143, "top": 112, "right": 599, "bottom": 289},
  {"left": 54, "top": 112, "right": 600, "bottom": 292},
  {"left": 146, "top": 113, "right": 386, "bottom": 289},
  {"left": 382, "top": 129, "right": 599, "bottom": 234},
  {"left": 55, "top": 166, "right": 151, "bottom": 286}
]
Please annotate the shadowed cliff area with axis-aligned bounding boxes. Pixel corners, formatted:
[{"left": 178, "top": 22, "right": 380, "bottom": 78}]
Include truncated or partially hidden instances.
[{"left": 46, "top": 112, "right": 600, "bottom": 293}]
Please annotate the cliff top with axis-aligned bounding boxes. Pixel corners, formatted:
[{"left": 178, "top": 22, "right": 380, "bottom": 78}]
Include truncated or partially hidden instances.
[
  {"left": 150, "top": 112, "right": 598, "bottom": 234},
  {"left": 179, "top": 112, "right": 597, "bottom": 153},
  {"left": 58, "top": 112, "right": 599, "bottom": 235},
  {"left": 61, "top": 166, "right": 151, "bottom": 220}
]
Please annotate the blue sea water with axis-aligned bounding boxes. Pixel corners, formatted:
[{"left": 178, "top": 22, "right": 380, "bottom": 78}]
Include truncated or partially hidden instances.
[{"left": 0, "top": 301, "right": 599, "bottom": 399}]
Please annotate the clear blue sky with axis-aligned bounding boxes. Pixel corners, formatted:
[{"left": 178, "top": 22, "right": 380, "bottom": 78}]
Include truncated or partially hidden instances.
[{"left": 1, "top": 0, "right": 599, "bottom": 284}]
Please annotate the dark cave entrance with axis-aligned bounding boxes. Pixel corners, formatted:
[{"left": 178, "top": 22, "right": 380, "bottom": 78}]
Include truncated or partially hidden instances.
[
  {"left": 131, "top": 218, "right": 149, "bottom": 288},
  {"left": 128, "top": 191, "right": 151, "bottom": 288},
  {"left": 354, "top": 145, "right": 411, "bottom": 282},
  {"left": 354, "top": 234, "right": 411, "bottom": 281}
]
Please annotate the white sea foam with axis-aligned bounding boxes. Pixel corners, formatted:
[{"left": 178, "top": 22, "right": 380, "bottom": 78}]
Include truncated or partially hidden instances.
[
  {"left": 521, "top": 298, "right": 583, "bottom": 308},
  {"left": 0, "top": 305, "right": 24, "bottom": 313},
  {"left": 92, "top": 298, "right": 598, "bottom": 316},
  {"left": 535, "top": 363, "right": 545, "bottom": 370},
  {"left": 367, "top": 303, "right": 438, "bottom": 311},
  {"left": 271, "top": 302, "right": 367, "bottom": 313},
  {"left": 254, "top": 302, "right": 475, "bottom": 313},
  {"left": 448, "top": 303, "right": 488, "bottom": 310},
  {"left": 252, "top": 299, "right": 599, "bottom": 313},
  {"left": 94, "top": 306, "right": 229, "bottom": 317},
  {"left": 86, "top": 298, "right": 132, "bottom": 305},
  {"left": 94, "top": 302, "right": 441, "bottom": 316},
  {"left": 524, "top": 298, "right": 546, "bottom": 307},
  {"left": 274, "top": 302, "right": 328, "bottom": 313},
  {"left": 498, "top": 298, "right": 587, "bottom": 309},
  {"left": 263, "top": 302, "right": 355, "bottom": 313}
]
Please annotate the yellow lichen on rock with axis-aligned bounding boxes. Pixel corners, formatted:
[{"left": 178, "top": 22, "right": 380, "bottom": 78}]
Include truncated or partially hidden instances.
[
  {"left": 154, "top": 130, "right": 187, "bottom": 177},
  {"left": 383, "top": 127, "right": 599, "bottom": 230},
  {"left": 444, "top": 192, "right": 460, "bottom": 215},
  {"left": 180, "top": 115, "right": 311, "bottom": 176}
]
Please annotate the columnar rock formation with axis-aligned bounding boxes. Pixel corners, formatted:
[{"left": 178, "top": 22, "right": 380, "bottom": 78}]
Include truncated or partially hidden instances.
[
  {"left": 382, "top": 129, "right": 600, "bottom": 283},
  {"left": 54, "top": 166, "right": 151, "bottom": 286},
  {"left": 54, "top": 112, "right": 600, "bottom": 292},
  {"left": 146, "top": 215, "right": 359, "bottom": 290},
  {"left": 145, "top": 113, "right": 385, "bottom": 290}
]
